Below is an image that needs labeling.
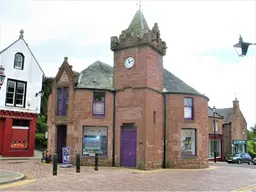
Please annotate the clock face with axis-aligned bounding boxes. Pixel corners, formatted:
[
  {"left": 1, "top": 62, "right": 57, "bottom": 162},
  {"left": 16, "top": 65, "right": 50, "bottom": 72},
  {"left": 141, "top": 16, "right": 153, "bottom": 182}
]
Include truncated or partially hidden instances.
[{"left": 124, "top": 57, "right": 135, "bottom": 69}]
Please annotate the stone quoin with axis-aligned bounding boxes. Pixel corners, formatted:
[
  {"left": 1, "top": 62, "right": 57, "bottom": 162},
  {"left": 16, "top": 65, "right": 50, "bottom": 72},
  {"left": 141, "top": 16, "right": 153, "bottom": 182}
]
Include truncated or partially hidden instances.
[{"left": 47, "top": 9, "right": 209, "bottom": 169}]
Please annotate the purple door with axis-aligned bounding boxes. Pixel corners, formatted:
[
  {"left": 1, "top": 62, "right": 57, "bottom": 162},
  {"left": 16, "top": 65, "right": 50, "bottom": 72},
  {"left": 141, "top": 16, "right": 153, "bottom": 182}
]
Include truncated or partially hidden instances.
[{"left": 120, "top": 128, "right": 137, "bottom": 167}]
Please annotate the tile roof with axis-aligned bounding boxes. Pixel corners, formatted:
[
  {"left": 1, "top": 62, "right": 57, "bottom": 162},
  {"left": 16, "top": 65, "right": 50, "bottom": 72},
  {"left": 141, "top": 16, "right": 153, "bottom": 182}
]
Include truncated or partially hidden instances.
[{"left": 76, "top": 61, "right": 207, "bottom": 98}]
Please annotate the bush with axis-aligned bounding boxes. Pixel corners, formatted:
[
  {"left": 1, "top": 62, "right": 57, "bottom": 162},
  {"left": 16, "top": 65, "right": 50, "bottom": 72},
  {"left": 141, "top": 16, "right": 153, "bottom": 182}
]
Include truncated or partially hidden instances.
[
  {"left": 35, "top": 133, "right": 47, "bottom": 150},
  {"left": 248, "top": 140, "right": 256, "bottom": 159}
]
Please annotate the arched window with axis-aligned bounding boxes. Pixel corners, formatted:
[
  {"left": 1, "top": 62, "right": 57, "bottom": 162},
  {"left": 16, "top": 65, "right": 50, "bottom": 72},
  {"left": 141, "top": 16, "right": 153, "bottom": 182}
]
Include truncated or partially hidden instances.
[{"left": 14, "top": 53, "right": 24, "bottom": 70}]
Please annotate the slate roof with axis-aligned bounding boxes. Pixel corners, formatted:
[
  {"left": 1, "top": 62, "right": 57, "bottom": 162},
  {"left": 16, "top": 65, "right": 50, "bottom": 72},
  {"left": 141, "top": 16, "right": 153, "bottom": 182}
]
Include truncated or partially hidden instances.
[
  {"left": 128, "top": 10, "right": 149, "bottom": 34},
  {"left": 216, "top": 108, "right": 233, "bottom": 124},
  {"left": 208, "top": 107, "right": 223, "bottom": 118},
  {"left": 77, "top": 61, "right": 206, "bottom": 98}
]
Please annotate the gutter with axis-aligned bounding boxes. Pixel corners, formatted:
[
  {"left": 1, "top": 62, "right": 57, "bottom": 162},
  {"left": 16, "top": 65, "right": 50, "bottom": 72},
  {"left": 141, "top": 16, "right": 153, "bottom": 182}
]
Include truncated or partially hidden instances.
[
  {"left": 112, "top": 90, "right": 116, "bottom": 166},
  {"left": 163, "top": 93, "right": 167, "bottom": 168}
]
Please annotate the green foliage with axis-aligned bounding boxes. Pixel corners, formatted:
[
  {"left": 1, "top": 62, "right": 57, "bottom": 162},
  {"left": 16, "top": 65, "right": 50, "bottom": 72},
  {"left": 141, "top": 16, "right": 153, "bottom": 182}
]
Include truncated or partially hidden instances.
[
  {"left": 40, "top": 77, "right": 54, "bottom": 118},
  {"left": 36, "top": 114, "right": 48, "bottom": 133},
  {"left": 247, "top": 124, "right": 256, "bottom": 158},
  {"left": 248, "top": 140, "right": 256, "bottom": 158},
  {"left": 35, "top": 133, "right": 47, "bottom": 150}
]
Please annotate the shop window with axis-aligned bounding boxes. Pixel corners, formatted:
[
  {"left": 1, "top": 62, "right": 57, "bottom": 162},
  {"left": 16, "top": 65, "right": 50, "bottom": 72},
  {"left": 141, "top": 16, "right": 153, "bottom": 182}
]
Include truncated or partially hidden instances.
[
  {"left": 184, "top": 97, "right": 194, "bottom": 120},
  {"left": 82, "top": 126, "right": 107, "bottom": 156},
  {"left": 93, "top": 92, "right": 105, "bottom": 116},
  {"left": 208, "top": 139, "right": 221, "bottom": 159},
  {"left": 5, "top": 79, "right": 27, "bottom": 108},
  {"left": 11, "top": 119, "right": 30, "bottom": 150},
  {"left": 181, "top": 128, "right": 196, "bottom": 156},
  {"left": 56, "top": 87, "right": 69, "bottom": 116}
]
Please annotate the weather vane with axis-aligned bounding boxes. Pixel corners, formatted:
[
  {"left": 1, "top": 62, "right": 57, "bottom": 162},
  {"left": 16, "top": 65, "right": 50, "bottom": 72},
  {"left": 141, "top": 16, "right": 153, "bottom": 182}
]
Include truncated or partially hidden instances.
[{"left": 137, "top": 0, "right": 142, "bottom": 11}]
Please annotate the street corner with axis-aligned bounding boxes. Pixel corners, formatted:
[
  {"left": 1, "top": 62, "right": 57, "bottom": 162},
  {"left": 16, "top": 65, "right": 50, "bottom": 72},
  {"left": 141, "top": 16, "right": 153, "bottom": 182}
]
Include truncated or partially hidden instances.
[
  {"left": 0, "top": 176, "right": 35, "bottom": 190},
  {"left": 232, "top": 184, "right": 256, "bottom": 192},
  {"left": 177, "top": 165, "right": 217, "bottom": 172}
]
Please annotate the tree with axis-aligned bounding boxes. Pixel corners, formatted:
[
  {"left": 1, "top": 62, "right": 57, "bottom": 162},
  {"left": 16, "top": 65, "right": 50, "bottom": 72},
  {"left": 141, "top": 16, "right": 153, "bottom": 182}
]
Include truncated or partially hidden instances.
[{"left": 36, "top": 114, "right": 48, "bottom": 133}]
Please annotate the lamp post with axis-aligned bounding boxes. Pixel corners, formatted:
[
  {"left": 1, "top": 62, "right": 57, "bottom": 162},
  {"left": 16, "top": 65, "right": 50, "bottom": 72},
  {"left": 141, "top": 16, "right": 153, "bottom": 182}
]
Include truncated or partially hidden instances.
[
  {"left": 0, "top": 65, "right": 6, "bottom": 89},
  {"left": 233, "top": 35, "right": 256, "bottom": 57},
  {"left": 212, "top": 105, "right": 217, "bottom": 163}
]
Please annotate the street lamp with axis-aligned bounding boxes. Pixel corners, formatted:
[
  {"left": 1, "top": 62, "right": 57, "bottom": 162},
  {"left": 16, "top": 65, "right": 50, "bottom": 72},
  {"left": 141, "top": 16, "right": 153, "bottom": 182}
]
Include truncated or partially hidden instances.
[
  {"left": 233, "top": 35, "right": 256, "bottom": 57},
  {"left": 0, "top": 65, "right": 6, "bottom": 89},
  {"left": 212, "top": 105, "right": 217, "bottom": 163}
]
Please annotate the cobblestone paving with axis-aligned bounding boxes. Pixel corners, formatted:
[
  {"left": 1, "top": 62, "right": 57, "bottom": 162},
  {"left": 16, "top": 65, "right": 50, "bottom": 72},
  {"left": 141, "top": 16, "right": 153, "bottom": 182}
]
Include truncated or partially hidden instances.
[{"left": 1, "top": 160, "right": 256, "bottom": 191}]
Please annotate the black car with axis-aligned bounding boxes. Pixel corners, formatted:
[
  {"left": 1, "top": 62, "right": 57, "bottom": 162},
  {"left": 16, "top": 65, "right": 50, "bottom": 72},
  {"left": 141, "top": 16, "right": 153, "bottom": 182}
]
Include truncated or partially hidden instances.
[{"left": 226, "top": 153, "right": 252, "bottom": 164}]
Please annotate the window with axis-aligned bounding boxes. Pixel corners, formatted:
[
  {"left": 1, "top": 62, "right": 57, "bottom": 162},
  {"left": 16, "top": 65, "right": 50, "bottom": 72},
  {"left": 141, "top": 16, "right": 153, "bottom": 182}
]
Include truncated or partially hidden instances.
[
  {"left": 212, "top": 119, "right": 218, "bottom": 132},
  {"left": 181, "top": 128, "right": 196, "bottom": 156},
  {"left": 153, "top": 111, "right": 156, "bottom": 124},
  {"left": 208, "top": 139, "right": 221, "bottom": 158},
  {"left": 93, "top": 92, "right": 105, "bottom": 116},
  {"left": 82, "top": 126, "right": 107, "bottom": 156},
  {"left": 5, "top": 79, "right": 26, "bottom": 107},
  {"left": 11, "top": 119, "right": 30, "bottom": 150},
  {"left": 14, "top": 53, "right": 24, "bottom": 70},
  {"left": 184, "top": 97, "right": 193, "bottom": 120},
  {"left": 56, "top": 87, "right": 69, "bottom": 116}
]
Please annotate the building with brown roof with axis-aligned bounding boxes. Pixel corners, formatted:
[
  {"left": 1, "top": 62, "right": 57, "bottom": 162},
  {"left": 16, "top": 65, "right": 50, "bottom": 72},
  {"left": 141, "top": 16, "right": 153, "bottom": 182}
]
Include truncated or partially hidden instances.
[{"left": 47, "top": 9, "right": 209, "bottom": 169}]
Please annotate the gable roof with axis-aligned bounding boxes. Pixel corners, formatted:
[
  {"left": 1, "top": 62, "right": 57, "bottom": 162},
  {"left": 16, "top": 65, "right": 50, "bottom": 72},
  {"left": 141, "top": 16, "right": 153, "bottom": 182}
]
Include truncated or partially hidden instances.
[
  {"left": 216, "top": 108, "right": 233, "bottom": 124},
  {"left": 77, "top": 60, "right": 207, "bottom": 99},
  {"left": 0, "top": 35, "right": 45, "bottom": 76},
  {"left": 208, "top": 107, "right": 223, "bottom": 118}
]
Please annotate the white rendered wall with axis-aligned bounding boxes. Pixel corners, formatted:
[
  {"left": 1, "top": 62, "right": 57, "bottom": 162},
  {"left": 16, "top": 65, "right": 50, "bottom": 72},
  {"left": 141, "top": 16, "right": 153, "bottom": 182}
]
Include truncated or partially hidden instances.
[{"left": 0, "top": 39, "right": 44, "bottom": 114}]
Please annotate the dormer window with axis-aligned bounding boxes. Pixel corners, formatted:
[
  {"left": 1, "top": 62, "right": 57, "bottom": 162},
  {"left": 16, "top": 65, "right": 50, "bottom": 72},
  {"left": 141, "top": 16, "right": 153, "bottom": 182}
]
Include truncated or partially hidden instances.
[{"left": 14, "top": 53, "right": 24, "bottom": 70}]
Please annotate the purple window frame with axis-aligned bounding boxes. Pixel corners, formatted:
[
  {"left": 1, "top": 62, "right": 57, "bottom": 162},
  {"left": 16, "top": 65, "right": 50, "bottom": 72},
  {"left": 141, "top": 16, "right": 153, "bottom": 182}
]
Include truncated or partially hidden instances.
[
  {"left": 56, "top": 87, "right": 69, "bottom": 116},
  {"left": 184, "top": 97, "right": 193, "bottom": 120},
  {"left": 92, "top": 92, "right": 105, "bottom": 116}
]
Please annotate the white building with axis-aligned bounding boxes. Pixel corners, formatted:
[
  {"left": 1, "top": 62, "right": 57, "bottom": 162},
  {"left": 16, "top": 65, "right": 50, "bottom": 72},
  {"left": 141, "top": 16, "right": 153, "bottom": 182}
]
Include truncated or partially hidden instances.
[{"left": 0, "top": 30, "right": 44, "bottom": 157}]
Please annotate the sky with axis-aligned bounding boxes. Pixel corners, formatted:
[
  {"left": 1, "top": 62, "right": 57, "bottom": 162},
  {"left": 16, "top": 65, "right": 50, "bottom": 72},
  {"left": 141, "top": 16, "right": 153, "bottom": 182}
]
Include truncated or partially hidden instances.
[{"left": 0, "top": 0, "right": 255, "bottom": 128}]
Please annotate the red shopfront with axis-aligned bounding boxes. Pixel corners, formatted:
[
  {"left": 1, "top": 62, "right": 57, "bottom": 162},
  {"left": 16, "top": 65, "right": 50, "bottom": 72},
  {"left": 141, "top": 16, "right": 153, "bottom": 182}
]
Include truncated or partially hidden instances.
[{"left": 0, "top": 110, "right": 38, "bottom": 157}]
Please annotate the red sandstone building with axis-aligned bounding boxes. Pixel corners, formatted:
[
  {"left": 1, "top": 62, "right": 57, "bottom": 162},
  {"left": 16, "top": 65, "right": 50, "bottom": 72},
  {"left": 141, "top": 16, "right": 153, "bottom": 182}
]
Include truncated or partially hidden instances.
[
  {"left": 47, "top": 10, "right": 209, "bottom": 169},
  {"left": 0, "top": 30, "right": 44, "bottom": 157},
  {"left": 208, "top": 98, "right": 248, "bottom": 161}
]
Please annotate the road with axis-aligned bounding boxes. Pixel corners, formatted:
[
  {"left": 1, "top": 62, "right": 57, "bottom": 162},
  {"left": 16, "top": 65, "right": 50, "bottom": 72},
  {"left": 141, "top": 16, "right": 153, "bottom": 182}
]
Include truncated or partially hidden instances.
[
  {"left": 0, "top": 160, "right": 255, "bottom": 191},
  {"left": 211, "top": 161, "right": 256, "bottom": 169}
]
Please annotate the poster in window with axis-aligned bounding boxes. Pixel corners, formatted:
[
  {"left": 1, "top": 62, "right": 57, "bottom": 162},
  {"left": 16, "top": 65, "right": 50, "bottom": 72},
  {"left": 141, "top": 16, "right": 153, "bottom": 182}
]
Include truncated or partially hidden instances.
[
  {"left": 93, "top": 101, "right": 104, "bottom": 115},
  {"left": 82, "top": 127, "right": 107, "bottom": 156},
  {"left": 181, "top": 129, "right": 196, "bottom": 156}
]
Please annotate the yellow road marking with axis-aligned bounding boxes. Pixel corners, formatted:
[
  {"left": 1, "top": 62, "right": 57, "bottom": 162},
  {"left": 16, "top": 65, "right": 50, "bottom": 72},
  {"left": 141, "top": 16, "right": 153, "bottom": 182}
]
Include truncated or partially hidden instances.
[
  {"left": 232, "top": 184, "right": 256, "bottom": 192},
  {"left": 0, "top": 179, "right": 35, "bottom": 189}
]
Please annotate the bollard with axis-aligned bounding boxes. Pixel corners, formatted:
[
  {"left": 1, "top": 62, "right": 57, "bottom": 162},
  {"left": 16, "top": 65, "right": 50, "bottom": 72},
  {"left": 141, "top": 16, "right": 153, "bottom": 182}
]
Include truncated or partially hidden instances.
[
  {"left": 76, "top": 153, "right": 80, "bottom": 173},
  {"left": 52, "top": 154, "right": 57, "bottom": 176},
  {"left": 94, "top": 153, "right": 99, "bottom": 171}
]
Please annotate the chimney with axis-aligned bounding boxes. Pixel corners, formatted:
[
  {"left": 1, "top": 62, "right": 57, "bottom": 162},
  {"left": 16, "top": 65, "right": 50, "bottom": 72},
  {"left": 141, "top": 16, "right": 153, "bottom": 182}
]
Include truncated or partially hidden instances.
[{"left": 233, "top": 97, "right": 240, "bottom": 111}]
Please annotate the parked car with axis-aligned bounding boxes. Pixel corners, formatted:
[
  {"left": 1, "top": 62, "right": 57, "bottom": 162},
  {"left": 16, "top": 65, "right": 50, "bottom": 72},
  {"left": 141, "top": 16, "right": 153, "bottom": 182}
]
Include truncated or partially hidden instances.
[
  {"left": 226, "top": 153, "right": 252, "bottom": 164},
  {"left": 253, "top": 157, "right": 256, "bottom": 165}
]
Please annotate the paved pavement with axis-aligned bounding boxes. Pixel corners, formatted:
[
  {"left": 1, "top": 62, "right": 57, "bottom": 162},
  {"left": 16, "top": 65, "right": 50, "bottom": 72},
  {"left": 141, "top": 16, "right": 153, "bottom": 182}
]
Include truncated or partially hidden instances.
[
  {"left": 0, "top": 160, "right": 256, "bottom": 191},
  {"left": 0, "top": 170, "right": 24, "bottom": 185}
]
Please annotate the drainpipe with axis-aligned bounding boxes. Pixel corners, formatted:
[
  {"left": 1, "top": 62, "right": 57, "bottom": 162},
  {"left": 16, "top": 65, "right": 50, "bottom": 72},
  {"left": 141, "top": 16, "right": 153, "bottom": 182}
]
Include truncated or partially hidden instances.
[
  {"left": 112, "top": 90, "right": 116, "bottom": 166},
  {"left": 163, "top": 93, "right": 167, "bottom": 168}
]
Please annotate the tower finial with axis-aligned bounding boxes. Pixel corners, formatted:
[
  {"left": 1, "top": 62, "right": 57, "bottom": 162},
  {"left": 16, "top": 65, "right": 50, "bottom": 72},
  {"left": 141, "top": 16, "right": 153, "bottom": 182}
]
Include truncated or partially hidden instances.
[
  {"left": 137, "top": 0, "right": 142, "bottom": 11},
  {"left": 19, "top": 29, "right": 24, "bottom": 39},
  {"left": 235, "top": 92, "right": 237, "bottom": 100}
]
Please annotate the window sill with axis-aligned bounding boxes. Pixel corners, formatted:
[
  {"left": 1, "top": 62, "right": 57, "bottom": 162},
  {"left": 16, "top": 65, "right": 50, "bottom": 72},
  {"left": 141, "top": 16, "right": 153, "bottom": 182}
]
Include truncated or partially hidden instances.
[
  {"left": 181, "top": 156, "right": 197, "bottom": 159},
  {"left": 92, "top": 115, "right": 105, "bottom": 119}
]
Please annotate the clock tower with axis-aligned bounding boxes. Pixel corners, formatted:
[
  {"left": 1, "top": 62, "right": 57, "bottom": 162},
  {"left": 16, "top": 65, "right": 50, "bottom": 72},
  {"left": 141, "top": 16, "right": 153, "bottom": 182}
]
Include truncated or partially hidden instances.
[{"left": 111, "top": 9, "right": 167, "bottom": 169}]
